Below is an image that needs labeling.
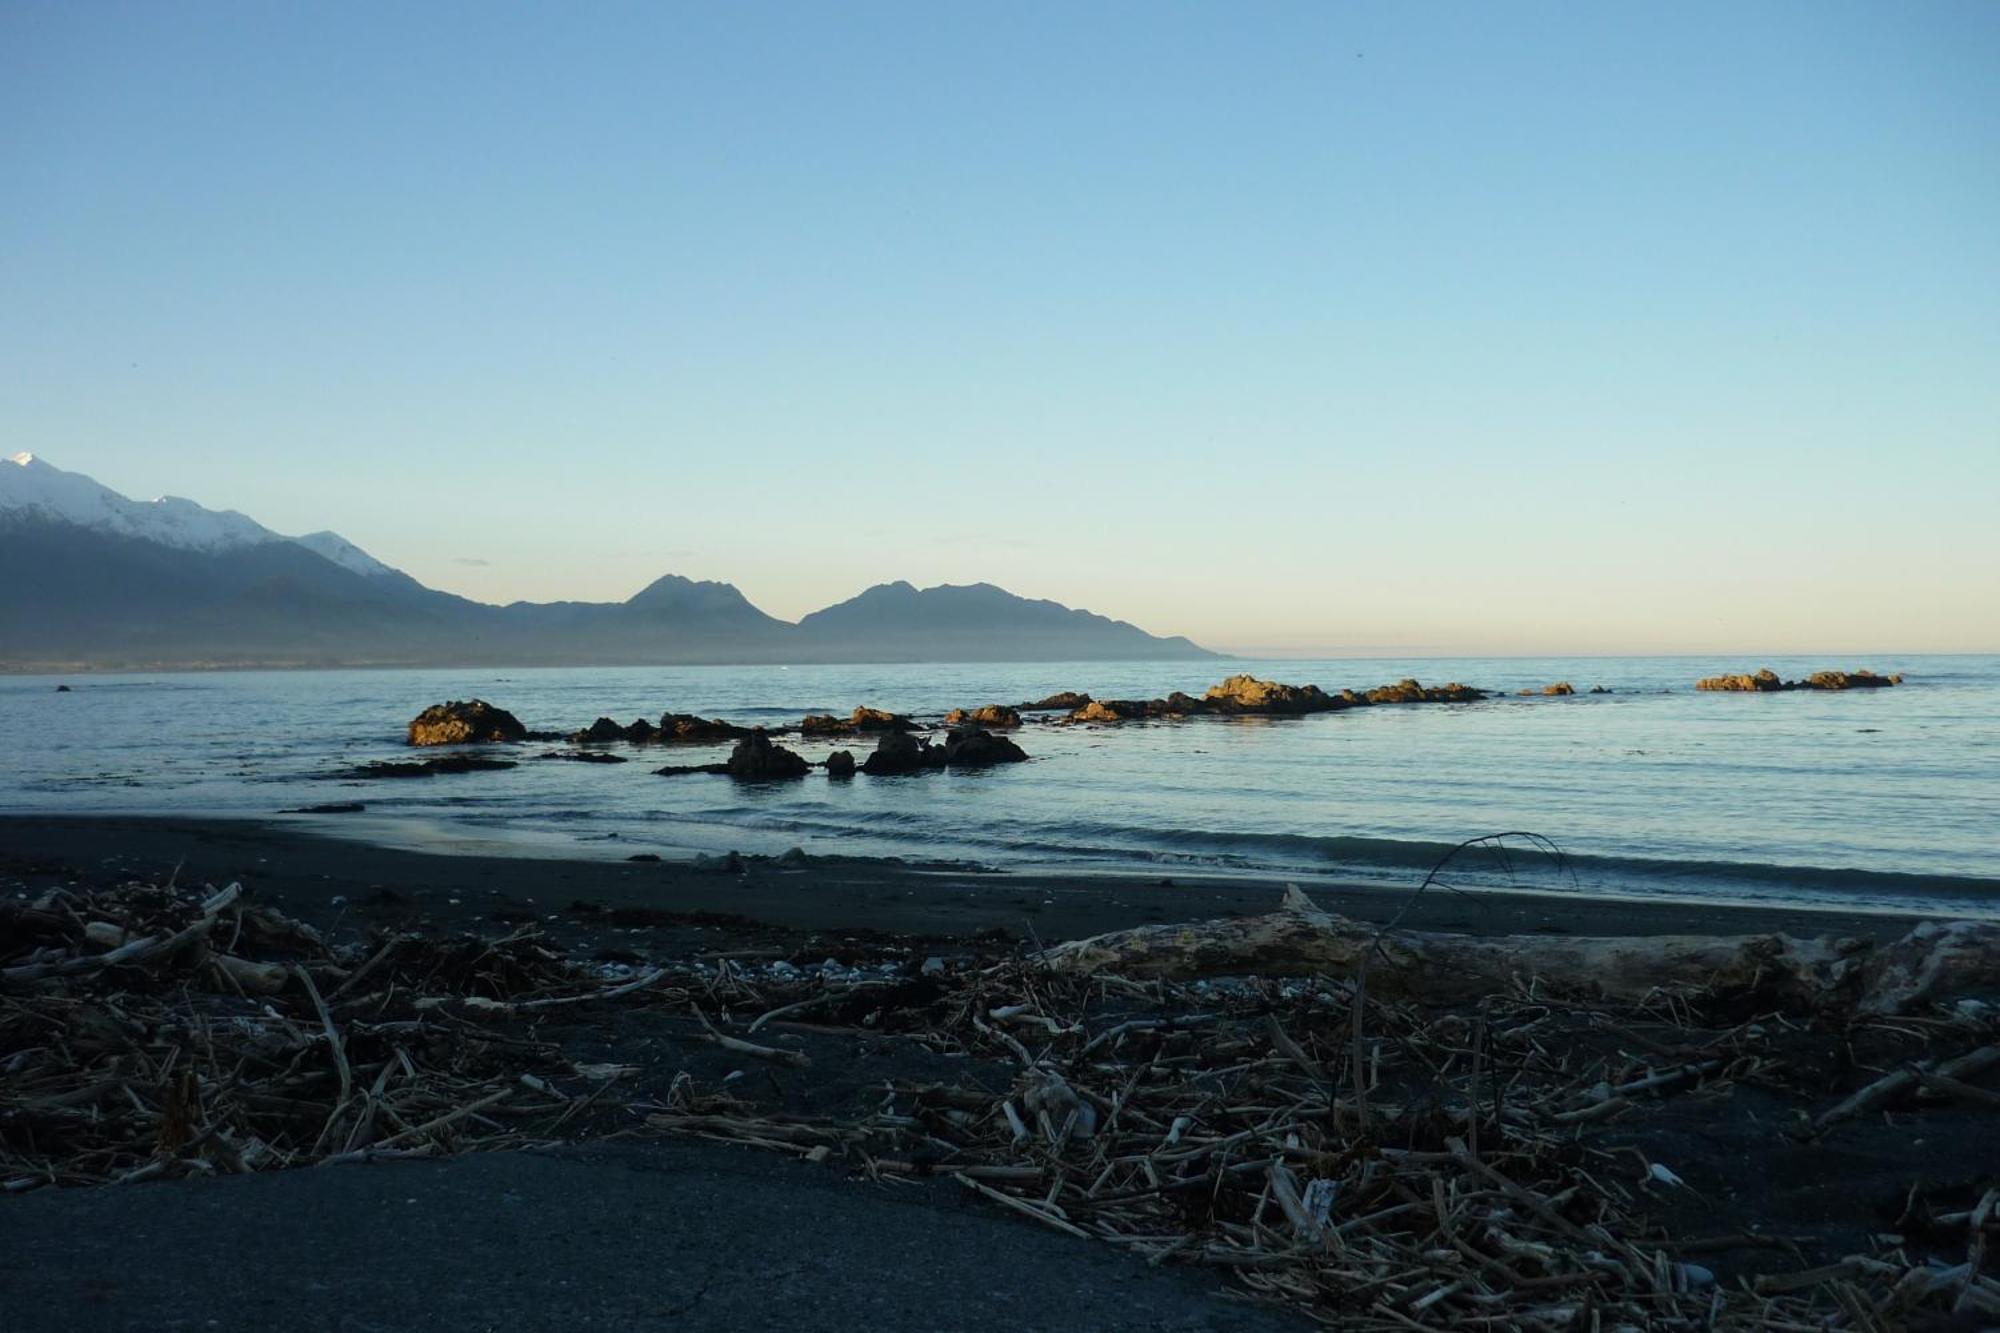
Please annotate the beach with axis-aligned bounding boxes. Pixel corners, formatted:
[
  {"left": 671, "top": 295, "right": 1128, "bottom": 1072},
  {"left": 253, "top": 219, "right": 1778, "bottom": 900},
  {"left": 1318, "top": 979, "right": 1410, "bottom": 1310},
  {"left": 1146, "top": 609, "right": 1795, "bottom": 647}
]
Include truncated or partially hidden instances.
[
  {"left": 0, "top": 814, "right": 1936, "bottom": 947},
  {"left": 5, "top": 813, "right": 1996, "bottom": 1329}
]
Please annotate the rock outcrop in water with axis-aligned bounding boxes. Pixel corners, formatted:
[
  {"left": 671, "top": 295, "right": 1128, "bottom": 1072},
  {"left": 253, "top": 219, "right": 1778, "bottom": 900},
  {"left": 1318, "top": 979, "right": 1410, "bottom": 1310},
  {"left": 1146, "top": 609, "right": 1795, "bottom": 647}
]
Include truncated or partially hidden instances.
[
  {"left": 1020, "top": 691, "right": 1091, "bottom": 712},
  {"left": 1204, "top": 675, "right": 1339, "bottom": 715},
  {"left": 862, "top": 732, "right": 948, "bottom": 775},
  {"left": 824, "top": 749, "right": 856, "bottom": 778},
  {"left": 726, "top": 731, "right": 810, "bottom": 781},
  {"left": 1061, "top": 675, "right": 1490, "bottom": 724},
  {"left": 652, "top": 730, "right": 809, "bottom": 780},
  {"left": 659, "top": 713, "right": 750, "bottom": 741},
  {"left": 1067, "top": 699, "right": 1155, "bottom": 724},
  {"left": 1365, "top": 679, "right": 1483, "bottom": 705},
  {"left": 942, "top": 727, "right": 1029, "bottom": 767},
  {"left": 1805, "top": 670, "right": 1902, "bottom": 690},
  {"left": 1697, "top": 668, "right": 1902, "bottom": 693},
  {"left": 407, "top": 700, "right": 528, "bottom": 746},
  {"left": 572, "top": 717, "right": 654, "bottom": 744},
  {"left": 1696, "top": 669, "right": 1786, "bottom": 693},
  {"left": 944, "top": 704, "right": 1022, "bottom": 729},
  {"left": 1519, "top": 682, "right": 1575, "bottom": 696},
  {"left": 800, "top": 706, "right": 918, "bottom": 736}
]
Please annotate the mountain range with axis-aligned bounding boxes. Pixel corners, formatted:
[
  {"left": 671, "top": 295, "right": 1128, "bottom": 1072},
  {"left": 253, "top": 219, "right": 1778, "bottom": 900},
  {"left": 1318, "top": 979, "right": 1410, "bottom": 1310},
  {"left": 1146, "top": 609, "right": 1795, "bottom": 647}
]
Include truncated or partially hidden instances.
[{"left": 0, "top": 455, "right": 1215, "bottom": 670}]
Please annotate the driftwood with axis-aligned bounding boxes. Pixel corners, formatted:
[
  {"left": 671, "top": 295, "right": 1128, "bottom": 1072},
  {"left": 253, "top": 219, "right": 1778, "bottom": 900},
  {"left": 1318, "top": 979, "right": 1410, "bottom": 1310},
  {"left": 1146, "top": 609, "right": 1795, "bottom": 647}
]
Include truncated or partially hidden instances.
[{"left": 1036, "top": 886, "right": 2000, "bottom": 1015}]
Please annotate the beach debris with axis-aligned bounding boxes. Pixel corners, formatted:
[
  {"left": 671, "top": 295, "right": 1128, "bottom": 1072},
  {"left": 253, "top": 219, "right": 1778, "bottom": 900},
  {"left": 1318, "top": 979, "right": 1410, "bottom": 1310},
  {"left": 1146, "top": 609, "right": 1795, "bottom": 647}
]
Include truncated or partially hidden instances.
[
  {"left": 7, "top": 868, "right": 2000, "bottom": 1331},
  {"left": 1033, "top": 885, "right": 2000, "bottom": 1016},
  {"left": 407, "top": 699, "right": 527, "bottom": 746}
]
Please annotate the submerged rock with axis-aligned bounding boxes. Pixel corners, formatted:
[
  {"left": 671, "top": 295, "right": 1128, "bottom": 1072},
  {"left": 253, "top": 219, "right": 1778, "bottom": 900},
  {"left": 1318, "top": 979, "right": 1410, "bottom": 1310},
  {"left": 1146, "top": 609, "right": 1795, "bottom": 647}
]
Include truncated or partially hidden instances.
[
  {"left": 944, "top": 704, "right": 1023, "bottom": 729},
  {"left": 862, "top": 732, "right": 948, "bottom": 775},
  {"left": 536, "top": 750, "right": 630, "bottom": 764},
  {"left": 653, "top": 761, "right": 730, "bottom": 777},
  {"left": 942, "top": 728, "right": 1028, "bottom": 767},
  {"left": 824, "top": 749, "right": 857, "bottom": 778},
  {"left": 407, "top": 699, "right": 527, "bottom": 746},
  {"left": 725, "top": 730, "right": 810, "bottom": 781},
  {"left": 350, "top": 755, "right": 518, "bottom": 778}
]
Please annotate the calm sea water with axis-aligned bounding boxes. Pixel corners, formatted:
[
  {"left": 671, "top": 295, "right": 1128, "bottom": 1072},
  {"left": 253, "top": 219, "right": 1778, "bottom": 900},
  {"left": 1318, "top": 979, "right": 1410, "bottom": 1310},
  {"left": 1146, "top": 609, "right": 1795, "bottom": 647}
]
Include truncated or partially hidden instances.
[{"left": 3, "top": 656, "right": 1996, "bottom": 916}]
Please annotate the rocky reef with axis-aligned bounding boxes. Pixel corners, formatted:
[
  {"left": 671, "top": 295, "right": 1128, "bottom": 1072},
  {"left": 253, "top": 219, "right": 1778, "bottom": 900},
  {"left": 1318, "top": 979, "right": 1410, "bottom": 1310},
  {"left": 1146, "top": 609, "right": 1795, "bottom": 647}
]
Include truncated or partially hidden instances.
[
  {"left": 1697, "top": 668, "right": 1902, "bottom": 692},
  {"left": 943, "top": 704, "right": 1022, "bottom": 729},
  {"left": 1064, "top": 675, "right": 1487, "bottom": 724},
  {"left": 655, "top": 730, "right": 810, "bottom": 781},
  {"left": 800, "top": 706, "right": 918, "bottom": 736},
  {"left": 407, "top": 700, "right": 527, "bottom": 746}
]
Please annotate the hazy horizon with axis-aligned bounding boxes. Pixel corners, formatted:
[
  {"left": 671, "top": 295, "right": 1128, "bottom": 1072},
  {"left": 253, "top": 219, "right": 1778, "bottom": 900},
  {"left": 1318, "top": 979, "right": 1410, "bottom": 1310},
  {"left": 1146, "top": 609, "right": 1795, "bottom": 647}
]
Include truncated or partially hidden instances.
[{"left": 5, "top": 3, "right": 1997, "bottom": 656}]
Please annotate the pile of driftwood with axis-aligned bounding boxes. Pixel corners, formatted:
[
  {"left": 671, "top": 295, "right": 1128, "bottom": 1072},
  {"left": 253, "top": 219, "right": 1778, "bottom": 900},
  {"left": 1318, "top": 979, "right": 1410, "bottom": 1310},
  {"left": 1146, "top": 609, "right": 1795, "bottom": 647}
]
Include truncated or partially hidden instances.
[
  {"left": 650, "top": 895, "right": 2000, "bottom": 1331},
  {"left": 6, "top": 877, "right": 1998, "bottom": 1331},
  {"left": 0, "top": 879, "right": 671, "bottom": 1188}
]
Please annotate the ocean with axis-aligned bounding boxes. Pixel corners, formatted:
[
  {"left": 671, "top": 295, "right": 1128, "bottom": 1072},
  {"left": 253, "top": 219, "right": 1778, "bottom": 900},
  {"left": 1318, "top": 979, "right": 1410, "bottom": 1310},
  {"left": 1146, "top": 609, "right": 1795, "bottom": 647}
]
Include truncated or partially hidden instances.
[{"left": 3, "top": 655, "right": 1996, "bottom": 917}]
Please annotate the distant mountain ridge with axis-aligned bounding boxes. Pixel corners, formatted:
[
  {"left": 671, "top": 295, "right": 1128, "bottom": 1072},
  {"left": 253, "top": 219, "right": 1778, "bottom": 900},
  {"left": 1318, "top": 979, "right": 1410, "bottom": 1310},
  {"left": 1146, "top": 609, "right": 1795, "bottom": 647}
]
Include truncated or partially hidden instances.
[{"left": 0, "top": 456, "right": 1217, "bottom": 669}]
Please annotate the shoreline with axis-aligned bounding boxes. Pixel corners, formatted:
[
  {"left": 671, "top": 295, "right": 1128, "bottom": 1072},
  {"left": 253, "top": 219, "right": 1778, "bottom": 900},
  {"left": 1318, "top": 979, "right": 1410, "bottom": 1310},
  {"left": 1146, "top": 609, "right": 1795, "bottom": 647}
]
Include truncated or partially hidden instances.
[{"left": 0, "top": 813, "right": 1939, "bottom": 944}]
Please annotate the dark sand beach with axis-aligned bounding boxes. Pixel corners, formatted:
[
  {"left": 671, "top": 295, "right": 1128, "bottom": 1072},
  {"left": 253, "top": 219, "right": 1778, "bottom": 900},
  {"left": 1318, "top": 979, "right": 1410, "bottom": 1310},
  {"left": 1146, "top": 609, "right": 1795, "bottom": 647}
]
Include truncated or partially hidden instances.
[
  {"left": 6, "top": 815, "right": 1994, "bottom": 1330},
  {"left": 0, "top": 814, "right": 1933, "bottom": 947}
]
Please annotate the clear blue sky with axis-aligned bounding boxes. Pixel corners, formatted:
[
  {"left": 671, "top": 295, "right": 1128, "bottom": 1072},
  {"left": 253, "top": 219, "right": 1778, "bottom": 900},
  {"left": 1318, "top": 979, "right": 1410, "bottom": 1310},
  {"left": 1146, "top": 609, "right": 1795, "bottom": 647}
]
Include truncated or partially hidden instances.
[{"left": 4, "top": 2, "right": 1996, "bottom": 654}]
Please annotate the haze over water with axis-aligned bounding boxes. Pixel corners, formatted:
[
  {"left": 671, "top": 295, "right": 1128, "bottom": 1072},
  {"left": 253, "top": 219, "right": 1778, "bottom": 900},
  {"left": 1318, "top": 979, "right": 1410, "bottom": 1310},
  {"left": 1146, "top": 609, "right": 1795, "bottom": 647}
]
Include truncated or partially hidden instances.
[{"left": 4, "top": 655, "right": 1995, "bottom": 918}]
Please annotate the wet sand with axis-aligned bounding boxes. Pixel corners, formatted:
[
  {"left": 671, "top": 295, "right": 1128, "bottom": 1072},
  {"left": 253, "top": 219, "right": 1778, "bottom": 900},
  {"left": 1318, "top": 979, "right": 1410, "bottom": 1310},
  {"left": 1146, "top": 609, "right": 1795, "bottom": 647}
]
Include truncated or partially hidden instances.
[{"left": 0, "top": 814, "right": 1933, "bottom": 948}]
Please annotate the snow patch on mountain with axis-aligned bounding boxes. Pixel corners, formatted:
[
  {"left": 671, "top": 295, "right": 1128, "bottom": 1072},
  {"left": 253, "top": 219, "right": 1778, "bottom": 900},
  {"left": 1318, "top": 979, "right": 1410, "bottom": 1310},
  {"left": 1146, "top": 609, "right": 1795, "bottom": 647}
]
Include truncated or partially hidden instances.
[
  {"left": 292, "top": 529, "right": 396, "bottom": 577},
  {"left": 2, "top": 453, "right": 396, "bottom": 575}
]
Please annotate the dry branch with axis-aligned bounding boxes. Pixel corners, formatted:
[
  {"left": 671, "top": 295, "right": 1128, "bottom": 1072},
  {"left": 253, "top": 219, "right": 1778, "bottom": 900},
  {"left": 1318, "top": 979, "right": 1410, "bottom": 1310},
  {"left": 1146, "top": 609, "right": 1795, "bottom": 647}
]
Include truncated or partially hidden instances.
[{"left": 1036, "top": 886, "right": 2000, "bottom": 1015}]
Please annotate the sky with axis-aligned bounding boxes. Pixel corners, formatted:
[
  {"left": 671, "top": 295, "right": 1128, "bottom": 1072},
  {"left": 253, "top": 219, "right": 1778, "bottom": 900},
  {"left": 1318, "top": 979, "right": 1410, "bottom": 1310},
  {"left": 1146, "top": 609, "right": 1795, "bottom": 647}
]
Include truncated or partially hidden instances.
[{"left": 3, "top": 2, "right": 1997, "bottom": 656}]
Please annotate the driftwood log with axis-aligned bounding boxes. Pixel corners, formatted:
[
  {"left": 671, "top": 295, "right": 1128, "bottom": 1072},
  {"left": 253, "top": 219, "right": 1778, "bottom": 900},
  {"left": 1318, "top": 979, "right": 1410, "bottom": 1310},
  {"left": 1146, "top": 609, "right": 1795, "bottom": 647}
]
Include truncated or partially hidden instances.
[{"left": 1036, "top": 886, "right": 2000, "bottom": 1015}]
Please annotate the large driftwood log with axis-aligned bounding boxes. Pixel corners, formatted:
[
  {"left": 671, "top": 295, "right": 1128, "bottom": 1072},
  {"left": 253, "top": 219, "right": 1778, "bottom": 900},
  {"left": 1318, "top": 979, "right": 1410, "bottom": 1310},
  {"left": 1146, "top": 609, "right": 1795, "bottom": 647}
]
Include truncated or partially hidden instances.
[{"left": 1036, "top": 887, "right": 2000, "bottom": 1015}]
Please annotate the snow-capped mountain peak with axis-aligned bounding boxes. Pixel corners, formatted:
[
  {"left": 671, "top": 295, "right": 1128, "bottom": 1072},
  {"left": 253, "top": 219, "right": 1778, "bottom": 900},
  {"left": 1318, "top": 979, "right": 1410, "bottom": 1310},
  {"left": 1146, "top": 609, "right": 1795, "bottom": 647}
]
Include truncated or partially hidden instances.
[
  {"left": 1, "top": 453, "right": 398, "bottom": 575},
  {"left": 292, "top": 529, "right": 396, "bottom": 578}
]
